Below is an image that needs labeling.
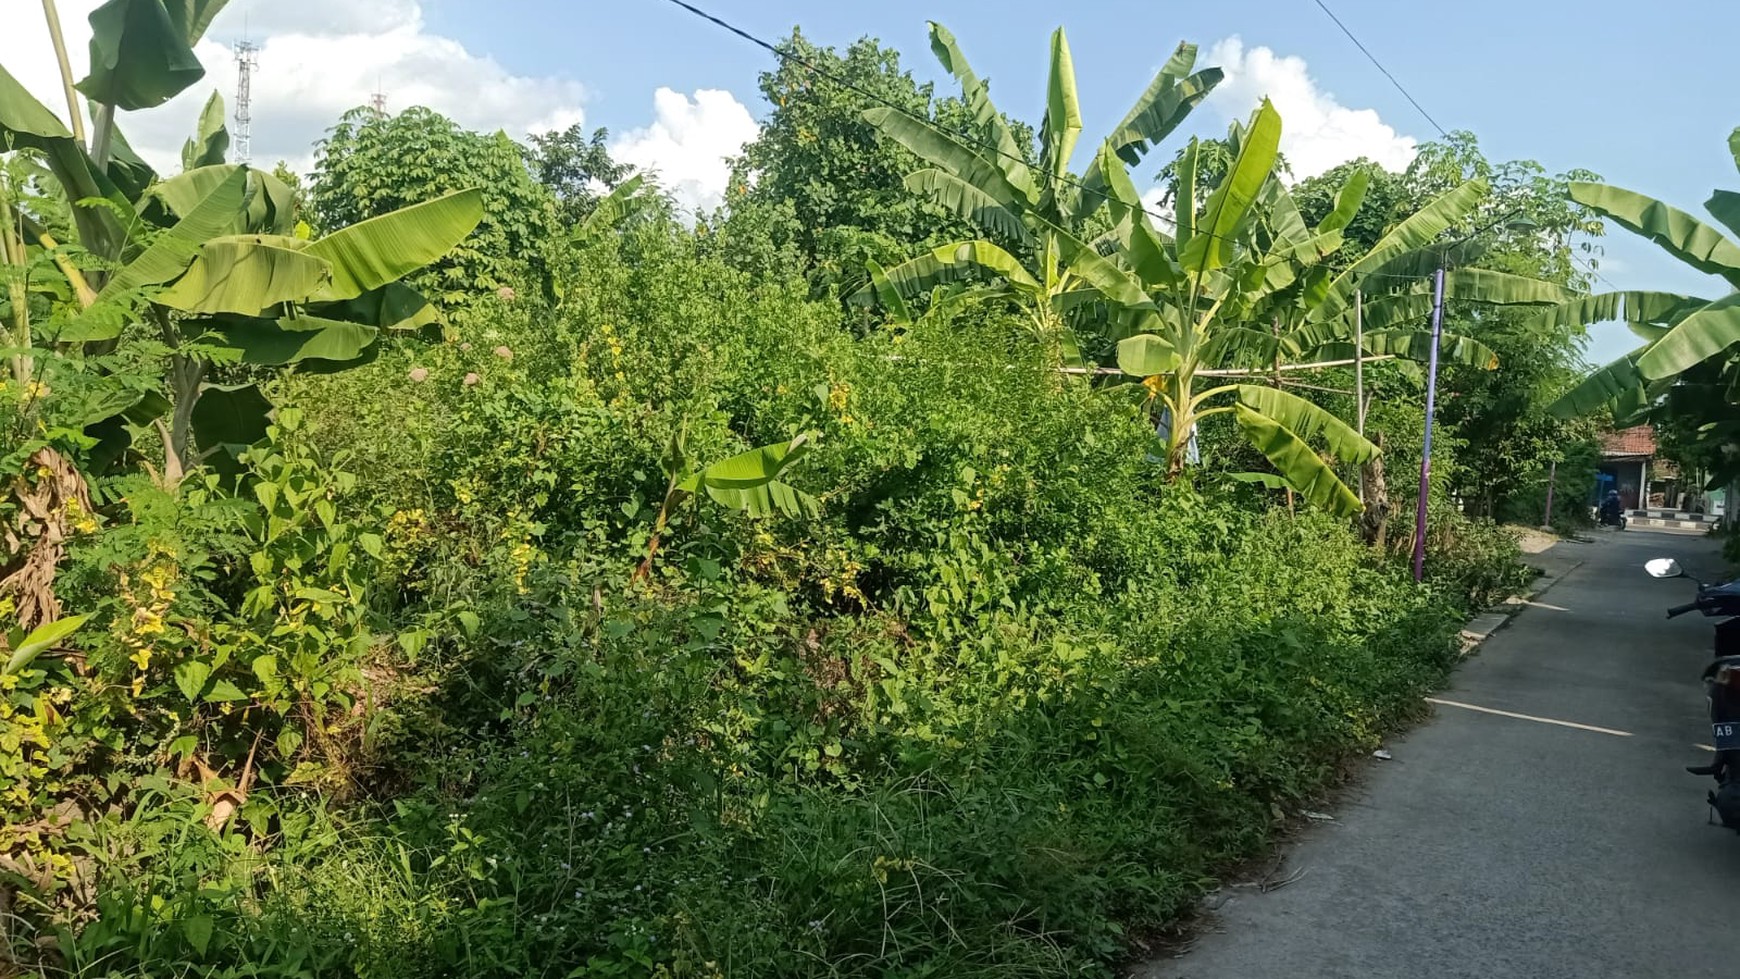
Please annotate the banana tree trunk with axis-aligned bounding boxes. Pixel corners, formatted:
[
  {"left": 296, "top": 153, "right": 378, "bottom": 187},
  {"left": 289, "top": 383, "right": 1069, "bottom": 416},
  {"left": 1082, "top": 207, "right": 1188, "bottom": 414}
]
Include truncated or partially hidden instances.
[{"left": 1, "top": 190, "right": 32, "bottom": 384}]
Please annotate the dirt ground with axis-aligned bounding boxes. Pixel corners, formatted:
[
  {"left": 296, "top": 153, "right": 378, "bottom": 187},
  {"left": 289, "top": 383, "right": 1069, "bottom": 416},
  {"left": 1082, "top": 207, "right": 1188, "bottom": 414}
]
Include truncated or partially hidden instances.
[{"left": 1504, "top": 525, "right": 1559, "bottom": 555}]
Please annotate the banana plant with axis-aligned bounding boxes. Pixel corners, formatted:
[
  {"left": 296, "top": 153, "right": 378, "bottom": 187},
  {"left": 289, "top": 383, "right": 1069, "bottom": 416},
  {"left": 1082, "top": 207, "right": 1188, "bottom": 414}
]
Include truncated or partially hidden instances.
[
  {"left": 634, "top": 430, "right": 821, "bottom": 582},
  {"left": 3, "top": 9, "right": 482, "bottom": 477},
  {"left": 1547, "top": 130, "right": 1740, "bottom": 431},
  {"left": 851, "top": 21, "right": 1221, "bottom": 345}
]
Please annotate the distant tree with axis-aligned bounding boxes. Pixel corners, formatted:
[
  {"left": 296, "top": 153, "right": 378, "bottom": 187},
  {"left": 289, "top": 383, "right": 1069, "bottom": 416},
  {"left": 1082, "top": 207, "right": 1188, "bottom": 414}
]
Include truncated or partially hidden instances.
[
  {"left": 311, "top": 106, "right": 558, "bottom": 301},
  {"left": 527, "top": 124, "right": 631, "bottom": 226},
  {"left": 268, "top": 159, "right": 307, "bottom": 228},
  {"left": 723, "top": 28, "right": 1019, "bottom": 296}
]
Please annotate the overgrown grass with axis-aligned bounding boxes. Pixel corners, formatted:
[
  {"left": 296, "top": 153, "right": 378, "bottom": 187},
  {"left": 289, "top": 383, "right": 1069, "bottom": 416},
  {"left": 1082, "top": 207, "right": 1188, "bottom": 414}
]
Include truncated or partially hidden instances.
[{"left": 8, "top": 223, "right": 1513, "bottom": 978}]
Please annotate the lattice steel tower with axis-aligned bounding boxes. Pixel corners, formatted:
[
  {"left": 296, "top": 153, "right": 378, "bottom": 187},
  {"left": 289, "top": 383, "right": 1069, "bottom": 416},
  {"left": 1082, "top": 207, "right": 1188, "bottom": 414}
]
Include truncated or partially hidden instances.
[{"left": 233, "top": 40, "right": 259, "bottom": 164}]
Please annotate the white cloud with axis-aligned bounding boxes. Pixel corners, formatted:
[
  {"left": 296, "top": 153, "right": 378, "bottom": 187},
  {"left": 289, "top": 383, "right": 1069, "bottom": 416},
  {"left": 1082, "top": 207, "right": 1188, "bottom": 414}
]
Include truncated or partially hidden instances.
[
  {"left": 1205, "top": 37, "right": 1417, "bottom": 180},
  {"left": 610, "top": 88, "right": 759, "bottom": 216},
  {"left": 2, "top": 0, "right": 587, "bottom": 174}
]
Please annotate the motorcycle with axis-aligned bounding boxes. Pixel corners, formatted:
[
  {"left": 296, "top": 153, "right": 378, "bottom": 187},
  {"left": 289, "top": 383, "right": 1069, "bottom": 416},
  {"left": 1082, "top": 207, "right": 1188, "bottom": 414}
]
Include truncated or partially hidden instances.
[
  {"left": 1599, "top": 499, "right": 1628, "bottom": 529},
  {"left": 1646, "top": 556, "right": 1740, "bottom": 831}
]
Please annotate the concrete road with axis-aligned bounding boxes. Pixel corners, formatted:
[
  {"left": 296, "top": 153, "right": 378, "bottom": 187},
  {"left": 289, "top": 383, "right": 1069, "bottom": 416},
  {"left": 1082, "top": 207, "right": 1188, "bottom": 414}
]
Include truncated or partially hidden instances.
[{"left": 1139, "top": 529, "right": 1740, "bottom": 979}]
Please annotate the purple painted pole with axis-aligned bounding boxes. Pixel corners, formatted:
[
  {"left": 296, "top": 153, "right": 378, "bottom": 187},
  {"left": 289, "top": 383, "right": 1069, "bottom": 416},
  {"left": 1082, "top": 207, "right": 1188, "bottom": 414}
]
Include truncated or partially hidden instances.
[{"left": 1412, "top": 264, "right": 1447, "bottom": 582}]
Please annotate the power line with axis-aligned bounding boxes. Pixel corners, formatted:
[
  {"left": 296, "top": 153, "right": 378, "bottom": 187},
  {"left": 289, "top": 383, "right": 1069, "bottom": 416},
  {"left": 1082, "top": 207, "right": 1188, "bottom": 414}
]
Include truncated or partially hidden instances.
[
  {"left": 1304, "top": 0, "right": 1620, "bottom": 293},
  {"left": 660, "top": 0, "right": 1611, "bottom": 296},
  {"left": 1307, "top": 0, "right": 1448, "bottom": 138}
]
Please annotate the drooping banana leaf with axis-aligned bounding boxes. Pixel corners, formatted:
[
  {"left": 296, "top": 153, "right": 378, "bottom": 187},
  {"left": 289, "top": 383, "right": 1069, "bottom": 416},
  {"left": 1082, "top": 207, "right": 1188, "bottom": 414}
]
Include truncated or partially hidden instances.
[
  {"left": 1636, "top": 293, "right": 1740, "bottom": 379},
  {"left": 155, "top": 235, "right": 332, "bottom": 315},
  {"left": 1313, "top": 179, "right": 1488, "bottom": 322},
  {"left": 305, "top": 188, "right": 483, "bottom": 301},
  {"left": 850, "top": 240, "right": 1042, "bottom": 305},
  {"left": 1235, "top": 385, "right": 1377, "bottom": 463},
  {"left": 0, "top": 64, "right": 127, "bottom": 257},
  {"left": 904, "top": 169, "right": 1034, "bottom": 246},
  {"left": 1232, "top": 403, "right": 1362, "bottom": 516},
  {"left": 862, "top": 260, "right": 914, "bottom": 325},
  {"left": 190, "top": 380, "right": 272, "bottom": 470},
  {"left": 309, "top": 282, "right": 441, "bottom": 334},
  {"left": 926, "top": 22, "right": 1036, "bottom": 201},
  {"left": 678, "top": 434, "right": 820, "bottom": 519},
  {"left": 1353, "top": 329, "right": 1499, "bottom": 369},
  {"left": 195, "top": 314, "right": 380, "bottom": 366},
  {"left": 861, "top": 107, "right": 1030, "bottom": 209},
  {"left": 1569, "top": 181, "right": 1740, "bottom": 289},
  {"left": 1533, "top": 290, "right": 1706, "bottom": 333},
  {"left": 84, "top": 166, "right": 249, "bottom": 330},
  {"left": 1546, "top": 351, "right": 1645, "bottom": 418},
  {"left": 1103, "top": 41, "right": 1222, "bottom": 167},
  {"left": 77, "top": 0, "right": 224, "bottom": 111}
]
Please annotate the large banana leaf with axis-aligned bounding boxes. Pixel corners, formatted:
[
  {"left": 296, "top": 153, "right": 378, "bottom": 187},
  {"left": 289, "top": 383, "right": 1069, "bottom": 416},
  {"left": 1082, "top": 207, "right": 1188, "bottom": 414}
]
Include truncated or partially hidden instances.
[
  {"left": 190, "top": 381, "right": 272, "bottom": 468},
  {"left": 1704, "top": 190, "right": 1740, "bottom": 243},
  {"left": 1116, "top": 333, "right": 1179, "bottom": 376},
  {"left": 851, "top": 240, "right": 1042, "bottom": 304},
  {"left": 1038, "top": 217, "right": 1151, "bottom": 308},
  {"left": 78, "top": 0, "right": 219, "bottom": 111},
  {"left": 1442, "top": 268, "right": 1576, "bottom": 305},
  {"left": 140, "top": 164, "right": 294, "bottom": 234},
  {"left": 1179, "top": 100, "right": 1281, "bottom": 273},
  {"left": 1316, "top": 169, "right": 1371, "bottom": 235},
  {"left": 305, "top": 189, "right": 483, "bottom": 301},
  {"left": 1546, "top": 352, "right": 1644, "bottom": 418},
  {"left": 1104, "top": 42, "right": 1222, "bottom": 166},
  {"left": 862, "top": 260, "right": 915, "bottom": 325},
  {"left": 926, "top": 23, "right": 1036, "bottom": 201},
  {"left": 1534, "top": 290, "right": 1705, "bottom": 332},
  {"left": 1039, "top": 28, "right": 1083, "bottom": 193},
  {"left": 1346, "top": 329, "right": 1499, "bottom": 369},
  {"left": 1635, "top": 294, "right": 1740, "bottom": 379},
  {"left": 574, "top": 174, "right": 649, "bottom": 242},
  {"left": 905, "top": 170, "right": 1034, "bottom": 246},
  {"left": 181, "top": 90, "right": 230, "bottom": 170},
  {"left": 1233, "top": 404, "right": 1362, "bottom": 516},
  {"left": 310, "top": 282, "right": 441, "bottom": 333},
  {"left": 862, "top": 107, "right": 1030, "bottom": 209},
  {"left": 1313, "top": 179, "right": 1488, "bottom": 322},
  {"left": 678, "top": 434, "right": 820, "bottom": 519},
  {"left": 156, "top": 235, "right": 331, "bottom": 315},
  {"left": 199, "top": 314, "right": 381, "bottom": 366},
  {"left": 1569, "top": 181, "right": 1740, "bottom": 289},
  {"left": 1236, "top": 385, "right": 1377, "bottom": 463},
  {"left": 0, "top": 65, "right": 127, "bottom": 256},
  {"left": 0, "top": 63, "right": 73, "bottom": 144},
  {"left": 87, "top": 166, "right": 249, "bottom": 326}
]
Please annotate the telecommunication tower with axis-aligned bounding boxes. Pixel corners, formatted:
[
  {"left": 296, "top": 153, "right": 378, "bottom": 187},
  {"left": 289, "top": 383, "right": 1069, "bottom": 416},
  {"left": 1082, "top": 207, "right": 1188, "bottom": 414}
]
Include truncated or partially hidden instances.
[{"left": 233, "top": 40, "right": 259, "bottom": 164}]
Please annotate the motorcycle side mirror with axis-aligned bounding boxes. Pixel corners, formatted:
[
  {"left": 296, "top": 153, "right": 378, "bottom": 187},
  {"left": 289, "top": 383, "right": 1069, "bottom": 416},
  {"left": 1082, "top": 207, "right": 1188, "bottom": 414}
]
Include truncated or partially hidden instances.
[{"left": 1645, "top": 558, "right": 1684, "bottom": 579}]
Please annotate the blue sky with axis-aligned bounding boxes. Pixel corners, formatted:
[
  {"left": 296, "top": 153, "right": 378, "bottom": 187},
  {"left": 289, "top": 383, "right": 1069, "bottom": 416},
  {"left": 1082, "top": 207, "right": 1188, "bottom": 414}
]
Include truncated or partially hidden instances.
[{"left": 7, "top": 0, "right": 1738, "bottom": 363}]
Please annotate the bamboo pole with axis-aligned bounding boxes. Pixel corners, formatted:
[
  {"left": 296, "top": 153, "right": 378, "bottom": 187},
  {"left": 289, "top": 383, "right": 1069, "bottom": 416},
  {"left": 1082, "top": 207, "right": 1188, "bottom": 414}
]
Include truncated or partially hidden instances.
[{"left": 40, "top": 0, "right": 88, "bottom": 147}]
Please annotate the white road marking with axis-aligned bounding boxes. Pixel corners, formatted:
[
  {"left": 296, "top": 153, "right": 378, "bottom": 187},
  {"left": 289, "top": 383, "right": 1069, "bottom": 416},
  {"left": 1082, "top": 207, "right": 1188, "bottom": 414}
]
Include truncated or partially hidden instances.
[
  {"left": 1425, "top": 698, "right": 1633, "bottom": 737},
  {"left": 1696, "top": 744, "right": 1716, "bottom": 752}
]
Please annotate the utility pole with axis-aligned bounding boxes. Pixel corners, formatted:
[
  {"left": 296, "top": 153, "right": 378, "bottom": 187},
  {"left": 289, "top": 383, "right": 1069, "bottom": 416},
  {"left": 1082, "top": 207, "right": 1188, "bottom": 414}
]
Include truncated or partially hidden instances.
[
  {"left": 1412, "top": 264, "right": 1447, "bottom": 582},
  {"left": 1541, "top": 458, "right": 1558, "bottom": 530},
  {"left": 233, "top": 40, "right": 259, "bottom": 165},
  {"left": 1354, "top": 288, "right": 1366, "bottom": 503}
]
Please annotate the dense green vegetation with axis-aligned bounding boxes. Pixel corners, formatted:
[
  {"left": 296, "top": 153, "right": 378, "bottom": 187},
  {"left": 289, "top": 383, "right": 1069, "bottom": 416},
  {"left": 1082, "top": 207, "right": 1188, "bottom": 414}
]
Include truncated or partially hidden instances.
[{"left": 0, "top": 4, "right": 1623, "bottom": 976}]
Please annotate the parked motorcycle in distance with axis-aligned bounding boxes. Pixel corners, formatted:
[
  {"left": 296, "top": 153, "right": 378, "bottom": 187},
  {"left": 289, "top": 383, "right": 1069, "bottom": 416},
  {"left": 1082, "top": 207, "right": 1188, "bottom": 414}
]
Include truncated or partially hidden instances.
[{"left": 1647, "top": 556, "right": 1740, "bottom": 831}]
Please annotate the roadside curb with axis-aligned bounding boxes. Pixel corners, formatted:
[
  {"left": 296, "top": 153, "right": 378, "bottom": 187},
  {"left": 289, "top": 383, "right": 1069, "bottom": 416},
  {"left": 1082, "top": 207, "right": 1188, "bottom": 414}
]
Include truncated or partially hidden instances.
[{"left": 1459, "top": 543, "right": 1587, "bottom": 651}]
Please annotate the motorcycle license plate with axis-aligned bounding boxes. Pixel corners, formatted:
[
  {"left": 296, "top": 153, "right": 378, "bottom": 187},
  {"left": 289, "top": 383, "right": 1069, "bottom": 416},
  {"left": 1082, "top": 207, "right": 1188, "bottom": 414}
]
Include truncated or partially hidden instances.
[{"left": 1715, "top": 722, "right": 1740, "bottom": 751}]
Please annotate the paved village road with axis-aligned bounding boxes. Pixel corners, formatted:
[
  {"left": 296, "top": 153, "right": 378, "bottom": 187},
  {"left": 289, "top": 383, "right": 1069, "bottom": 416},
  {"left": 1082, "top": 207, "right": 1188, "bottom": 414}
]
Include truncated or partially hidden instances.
[{"left": 1139, "top": 528, "right": 1740, "bottom": 979}]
